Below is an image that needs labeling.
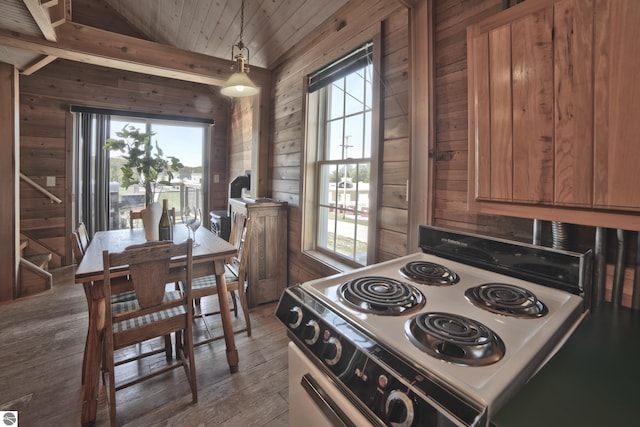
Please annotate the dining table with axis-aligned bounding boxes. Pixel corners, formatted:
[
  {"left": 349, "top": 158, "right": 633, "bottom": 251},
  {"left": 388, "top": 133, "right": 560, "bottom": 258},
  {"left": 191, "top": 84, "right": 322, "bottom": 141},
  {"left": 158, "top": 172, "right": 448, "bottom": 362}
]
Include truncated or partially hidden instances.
[{"left": 75, "top": 225, "right": 238, "bottom": 427}]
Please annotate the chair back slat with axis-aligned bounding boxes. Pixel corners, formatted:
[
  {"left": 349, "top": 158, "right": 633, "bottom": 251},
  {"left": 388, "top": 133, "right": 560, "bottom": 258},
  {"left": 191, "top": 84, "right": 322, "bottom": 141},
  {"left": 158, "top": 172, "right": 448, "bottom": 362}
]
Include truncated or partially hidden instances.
[
  {"left": 105, "top": 241, "right": 188, "bottom": 309},
  {"left": 229, "top": 212, "right": 247, "bottom": 248},
  {"left": 70, "top": 231, "right": 85, "bottom": 263},
  {"left": 227, "top": 217, "right": 252, "bottom": 278},
  {"left": 130, "top": 259, "right": 171, "bottom": 307},
  {"left": 236, "top": 218, "right": 252, "bottom": 284},
  {"left": 77, "top": 222, "right": 90, "bottom": 252},
  {"left": 227, "top": 212, "right": 247, "bottom": 266}
]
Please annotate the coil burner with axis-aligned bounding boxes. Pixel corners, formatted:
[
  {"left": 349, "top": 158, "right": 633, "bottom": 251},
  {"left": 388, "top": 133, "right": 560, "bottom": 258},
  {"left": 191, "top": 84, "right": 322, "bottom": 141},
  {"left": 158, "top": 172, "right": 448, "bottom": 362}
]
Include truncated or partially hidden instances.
[
  {"left": 405, "top": 312, "right": 505, "bottom": 366},
  {"left": 400, "top": 261, "right": 460, "bottom": 286},
  {"left": 465, "top": 283, "right": 548, "bottom": 318},
  {"left": 339, "top": 276, "right": 426, "bottom": 315}
]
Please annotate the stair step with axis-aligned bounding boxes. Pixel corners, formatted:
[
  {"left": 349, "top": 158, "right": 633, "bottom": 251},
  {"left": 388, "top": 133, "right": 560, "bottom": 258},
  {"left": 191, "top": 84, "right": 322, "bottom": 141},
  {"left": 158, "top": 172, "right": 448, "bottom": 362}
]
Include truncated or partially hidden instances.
[
  {"left": 26, "top": 253, "right": 52, "bottom": 270},
  {"left": 20, "top": 239, "right": 28, "bottom": 253}
]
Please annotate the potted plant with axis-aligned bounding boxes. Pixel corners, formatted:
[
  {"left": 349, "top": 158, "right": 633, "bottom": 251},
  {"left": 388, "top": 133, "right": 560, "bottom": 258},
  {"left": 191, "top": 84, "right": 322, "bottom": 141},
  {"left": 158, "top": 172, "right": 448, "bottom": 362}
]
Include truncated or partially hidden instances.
[
  {"left": 105, "top": 124, "right": 183, "bottom": 206},
  {"left": 105, "top": 124, "right": 183, "bottom": 239}
]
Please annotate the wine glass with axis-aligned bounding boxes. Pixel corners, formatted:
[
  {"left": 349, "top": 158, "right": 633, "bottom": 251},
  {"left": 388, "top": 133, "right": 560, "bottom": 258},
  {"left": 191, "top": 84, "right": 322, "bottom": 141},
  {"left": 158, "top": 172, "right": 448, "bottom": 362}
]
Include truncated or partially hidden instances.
[
  {"left": 181, "top": 206, "right": 196, "bottom": 241},
  {"left": 189, "top": 208, "right": 202, "bottom": 247}
]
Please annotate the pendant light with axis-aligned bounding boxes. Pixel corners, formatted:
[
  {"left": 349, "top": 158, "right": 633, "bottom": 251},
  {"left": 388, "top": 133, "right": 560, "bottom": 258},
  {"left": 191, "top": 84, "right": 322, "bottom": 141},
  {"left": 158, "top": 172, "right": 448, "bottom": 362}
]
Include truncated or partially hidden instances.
[{"left": 221, "top": 0, "right": 258, "bottom": 97}]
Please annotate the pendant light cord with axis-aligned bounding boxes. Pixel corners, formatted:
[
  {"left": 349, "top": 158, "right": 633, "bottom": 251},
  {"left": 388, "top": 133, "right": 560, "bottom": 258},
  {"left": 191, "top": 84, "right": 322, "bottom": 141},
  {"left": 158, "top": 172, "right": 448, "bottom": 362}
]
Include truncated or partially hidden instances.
[{"left": 238, "top": 0, "right": 245, "bottom": 50}]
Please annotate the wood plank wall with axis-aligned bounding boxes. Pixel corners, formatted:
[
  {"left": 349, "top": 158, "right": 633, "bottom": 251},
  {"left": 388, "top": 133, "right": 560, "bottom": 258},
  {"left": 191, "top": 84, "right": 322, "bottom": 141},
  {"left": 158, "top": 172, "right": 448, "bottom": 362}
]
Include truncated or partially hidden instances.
[
  {"left": 228, "top": 98, "right": 253, "bottom": 184},
  {"left": 0, "top": 63, "right": 19, "bottom": 301},
  {"left": 432, "top": 0, "right": 534, "bottom": 242},
  {"left": 19, "top": 60, "right": 230, "bottom": 265},
  {"left": 270, "top": 0, "right": 409, "bottom": 285},
  {"left": 270, "top": 0, "right": 591, "bottom": 288}
]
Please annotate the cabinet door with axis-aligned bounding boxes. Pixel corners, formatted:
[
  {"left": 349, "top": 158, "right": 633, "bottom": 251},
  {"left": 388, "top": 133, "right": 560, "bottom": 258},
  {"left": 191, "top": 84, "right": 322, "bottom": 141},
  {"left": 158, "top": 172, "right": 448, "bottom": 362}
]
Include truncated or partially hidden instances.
[
  {"left": 473, "top": 24, "right": 513, "bottom": 201},
  {"left": 593, "top": 0, "right": 640, "bottom": 210},
  {"left": 554, "top": 0, "right": 594, "bottom": 206},
  {"left": 511, "top": 7, "right": 555, "bottom": 204},
  {"left": 469, "top": 3, "right": 555, "bottom": 204}
]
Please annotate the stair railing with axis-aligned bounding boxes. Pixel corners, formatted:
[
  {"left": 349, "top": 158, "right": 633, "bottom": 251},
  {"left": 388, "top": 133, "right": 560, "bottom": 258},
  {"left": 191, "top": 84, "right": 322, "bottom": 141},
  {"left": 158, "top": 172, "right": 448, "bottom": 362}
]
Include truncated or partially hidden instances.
[{"left": 20, "top": 172, "right": 62, "bottom": 204}]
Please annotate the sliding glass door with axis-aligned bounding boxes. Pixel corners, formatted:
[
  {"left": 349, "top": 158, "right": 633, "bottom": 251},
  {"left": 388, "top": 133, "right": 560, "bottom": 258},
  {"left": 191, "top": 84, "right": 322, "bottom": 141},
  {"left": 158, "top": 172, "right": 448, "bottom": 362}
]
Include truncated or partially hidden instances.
[{"left": 108, "top": 116, "right": 208, "bottom": 230}]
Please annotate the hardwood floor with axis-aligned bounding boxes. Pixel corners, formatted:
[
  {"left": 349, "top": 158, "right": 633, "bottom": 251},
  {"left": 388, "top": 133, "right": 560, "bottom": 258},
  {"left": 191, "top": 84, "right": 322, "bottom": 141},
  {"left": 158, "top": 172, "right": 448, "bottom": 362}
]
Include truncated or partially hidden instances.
[{"left": 0, "top": 267, "right": 290, "bottom": 426}]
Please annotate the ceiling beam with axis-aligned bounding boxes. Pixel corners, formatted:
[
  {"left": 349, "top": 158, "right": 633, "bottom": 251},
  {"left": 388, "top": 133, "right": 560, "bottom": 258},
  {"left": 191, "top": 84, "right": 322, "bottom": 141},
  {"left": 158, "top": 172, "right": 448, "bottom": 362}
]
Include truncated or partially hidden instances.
[
  {"left": 0, "top": 22, "right": 271, "bottom": 87},
  {"left": 20, "top": 54, "right": 57, "bottom": 75},
  {"left": 45, "top": 0, "right": 71, "bottom": 27},
  {"left": 397, "top": 0, "right": 419, "bottom": 7},
  {"left": 22, "top": 0, "right": 57, "bottom": 41}
]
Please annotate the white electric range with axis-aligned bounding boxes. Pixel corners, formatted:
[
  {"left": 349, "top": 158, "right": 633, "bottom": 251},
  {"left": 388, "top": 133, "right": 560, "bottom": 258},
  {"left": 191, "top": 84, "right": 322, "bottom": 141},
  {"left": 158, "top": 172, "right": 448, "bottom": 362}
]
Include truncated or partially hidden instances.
[{"left": 276, "top": 225, "right": 592, "bottom": 426}]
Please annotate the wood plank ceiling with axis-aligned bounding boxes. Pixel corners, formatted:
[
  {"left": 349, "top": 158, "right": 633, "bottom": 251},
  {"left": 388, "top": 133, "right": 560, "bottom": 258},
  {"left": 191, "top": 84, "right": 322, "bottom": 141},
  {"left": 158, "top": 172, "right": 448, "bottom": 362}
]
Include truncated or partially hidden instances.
[{"left": 0, "top": 0, "right": 349, "bottom": 77}]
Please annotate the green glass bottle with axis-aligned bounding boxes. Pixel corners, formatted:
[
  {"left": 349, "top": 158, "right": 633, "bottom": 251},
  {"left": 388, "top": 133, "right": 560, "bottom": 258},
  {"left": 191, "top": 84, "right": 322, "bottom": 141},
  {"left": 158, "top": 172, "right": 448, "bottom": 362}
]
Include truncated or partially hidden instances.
[{"left": 158, "top": 198, "right": 173, "bottom": 241}]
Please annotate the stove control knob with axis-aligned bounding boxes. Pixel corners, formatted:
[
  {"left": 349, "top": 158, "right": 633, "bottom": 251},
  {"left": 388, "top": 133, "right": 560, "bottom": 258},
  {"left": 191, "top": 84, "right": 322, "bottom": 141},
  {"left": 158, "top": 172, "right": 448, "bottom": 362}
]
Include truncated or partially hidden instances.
[
  {"left": 288, "top": 306, "right": 303, "bottom": 329},
  {"left": 385, "top": 390, "right": 414, "bottom": 427},
  {"left": 323, "top": 337, "right": 342, "bottom": 366},
  {"left": 303, "top": 320, "right": 320, "bottom": 345}
]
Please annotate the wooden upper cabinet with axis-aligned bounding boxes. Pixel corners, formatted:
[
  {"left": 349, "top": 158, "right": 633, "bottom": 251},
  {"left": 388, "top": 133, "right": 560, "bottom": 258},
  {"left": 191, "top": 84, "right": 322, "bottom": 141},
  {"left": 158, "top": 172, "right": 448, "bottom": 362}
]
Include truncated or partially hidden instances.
[
  {"left": 469, "top": 2, "right": 556, "bottom": 205},
  {"left": 469, "top": 0, "right": 640, "bottom": 213},
  {"left": 554, "top": 0, "right": 594, "bottom": 207},
  {"left": 593, "top": 0, "right": 640, "bottom": 210},
  {"left": 512, "top": 7, "right": 555, "bottom": 204}
]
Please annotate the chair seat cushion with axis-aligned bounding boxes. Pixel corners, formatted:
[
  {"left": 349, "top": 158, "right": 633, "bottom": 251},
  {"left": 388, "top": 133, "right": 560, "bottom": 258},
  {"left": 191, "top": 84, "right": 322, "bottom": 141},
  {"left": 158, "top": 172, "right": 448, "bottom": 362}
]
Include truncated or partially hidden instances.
[
  {"left": 189, "top": 265, "right": 239, "bottom": 291},
  {"left": 111, "top": 291, "right": 185, "bottom": 333},
  {"left": 110, "top": 290, "right": 137, "bottom": 304}
]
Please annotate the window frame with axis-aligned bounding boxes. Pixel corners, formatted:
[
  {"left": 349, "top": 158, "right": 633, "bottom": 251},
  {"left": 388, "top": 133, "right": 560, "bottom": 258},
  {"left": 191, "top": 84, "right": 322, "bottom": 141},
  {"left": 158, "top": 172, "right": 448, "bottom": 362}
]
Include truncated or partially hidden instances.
[
  {"left": 108, "top": 115, "right": 211, "bottom": 230},
  {"left": 301, "top": 35, "right": 382, "bottom": 270}
]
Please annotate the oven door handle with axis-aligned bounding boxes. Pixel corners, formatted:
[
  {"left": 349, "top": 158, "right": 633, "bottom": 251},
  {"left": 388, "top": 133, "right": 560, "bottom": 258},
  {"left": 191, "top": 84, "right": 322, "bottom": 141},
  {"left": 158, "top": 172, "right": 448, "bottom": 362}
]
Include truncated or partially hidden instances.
[{"left": 301, "top": 373, "right": 357, "bottom": 427}]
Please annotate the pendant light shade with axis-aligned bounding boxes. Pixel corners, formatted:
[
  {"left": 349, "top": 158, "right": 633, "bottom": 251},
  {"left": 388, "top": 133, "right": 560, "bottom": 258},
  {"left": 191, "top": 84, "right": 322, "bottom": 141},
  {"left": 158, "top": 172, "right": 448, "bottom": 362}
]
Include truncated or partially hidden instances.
[
  {"left": 222, "top": 0, "right": 258, "bottom": 98},
  {"left": 221, "top": 54, "right": 258, "bottom": 97},
  {"left": 221, "top": 72, "right": 258, "bottom": 97}
]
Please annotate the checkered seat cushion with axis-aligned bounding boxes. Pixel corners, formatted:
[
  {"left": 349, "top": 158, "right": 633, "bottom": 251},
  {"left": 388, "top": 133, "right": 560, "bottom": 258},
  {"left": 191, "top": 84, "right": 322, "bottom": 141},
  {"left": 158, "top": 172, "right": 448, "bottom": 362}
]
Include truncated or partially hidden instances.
[
  {"left": 188, "top": 264, "right": 239, "bottom": 291},
  {"left": 110, "top": 290, "right": 137, "bottom": 304},
  {"left": 111, "top": 291, "right": 186, "bottom": 333}
]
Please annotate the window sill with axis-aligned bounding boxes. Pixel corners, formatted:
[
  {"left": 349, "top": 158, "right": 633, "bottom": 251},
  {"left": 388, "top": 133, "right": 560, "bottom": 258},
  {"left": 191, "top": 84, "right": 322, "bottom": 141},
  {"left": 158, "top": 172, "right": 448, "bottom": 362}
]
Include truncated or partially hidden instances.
[{"left": 303, "top": 250, "right": 358, "bottom": 275}]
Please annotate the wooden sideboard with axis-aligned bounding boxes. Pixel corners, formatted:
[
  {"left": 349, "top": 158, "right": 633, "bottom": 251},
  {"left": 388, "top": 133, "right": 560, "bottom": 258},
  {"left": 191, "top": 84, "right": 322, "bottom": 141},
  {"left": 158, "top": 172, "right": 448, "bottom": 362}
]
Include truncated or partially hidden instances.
[{"left": 229, "top": 198, "right": 288, "bottom": 307}]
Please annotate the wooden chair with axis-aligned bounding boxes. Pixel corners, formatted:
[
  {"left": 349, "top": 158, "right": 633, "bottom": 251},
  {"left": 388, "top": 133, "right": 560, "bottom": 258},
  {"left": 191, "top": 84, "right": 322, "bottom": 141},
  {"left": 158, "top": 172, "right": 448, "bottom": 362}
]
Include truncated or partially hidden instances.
[
  {"left": 102, "top": 239, "right": 197, "bottom": 426},
  {"left": 183, "top": 215, "right": 253, "bottom": 345},
  {"left": 71, "top": 230, "right": 92, "bottom": 385},
  {"left": 77, "top": 222, "right": 90, "bottom": 253},
  {"left": 130, "top": 207, "right": 175, "bottom": 228},
  {"left": 129, "top": 210, "right": 144, "bottom": 228},
  {"left": 70, "top": 231, "right": 85, "bottom": 264},
  {"left": 72, "top": 226, "right": 142, "bottom": 386}
]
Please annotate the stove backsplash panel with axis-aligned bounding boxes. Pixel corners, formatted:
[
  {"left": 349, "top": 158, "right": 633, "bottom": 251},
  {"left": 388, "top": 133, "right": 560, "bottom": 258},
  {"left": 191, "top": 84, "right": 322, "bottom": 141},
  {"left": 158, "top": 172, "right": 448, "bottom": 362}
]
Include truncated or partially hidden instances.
[{"left": 419, "top": 225, "right": 593, "bottom": 299}]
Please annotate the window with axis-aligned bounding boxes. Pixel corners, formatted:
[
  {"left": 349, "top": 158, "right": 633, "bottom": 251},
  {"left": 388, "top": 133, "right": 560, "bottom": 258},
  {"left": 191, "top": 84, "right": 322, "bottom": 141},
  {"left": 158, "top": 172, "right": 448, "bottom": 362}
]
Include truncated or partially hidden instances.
[
  {"left": 108, "top": 117, "right": 208, "bottom": 230},
  {"left": 304, "top": 42, "right": 377, "bottom": 267},
  {"left": 72, "top": 107, "right": 211, "bottom": 234}
]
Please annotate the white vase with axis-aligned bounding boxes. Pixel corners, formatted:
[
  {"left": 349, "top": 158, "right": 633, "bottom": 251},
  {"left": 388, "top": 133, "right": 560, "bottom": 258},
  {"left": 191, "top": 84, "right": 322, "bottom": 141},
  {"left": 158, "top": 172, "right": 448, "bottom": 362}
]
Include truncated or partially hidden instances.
[{"left": 141, "top": 202, "right": 162, "bottom": 241}]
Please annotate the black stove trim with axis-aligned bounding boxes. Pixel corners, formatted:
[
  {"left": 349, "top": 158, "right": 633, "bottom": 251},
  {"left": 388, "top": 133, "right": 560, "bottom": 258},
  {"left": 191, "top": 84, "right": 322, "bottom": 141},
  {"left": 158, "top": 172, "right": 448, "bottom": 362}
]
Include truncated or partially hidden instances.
[
  {"left": 276, "top": 285, "right": 488, "bottom": 427},
  {"left": 419, "top": 225, "right": 593, "bottom": 302}
]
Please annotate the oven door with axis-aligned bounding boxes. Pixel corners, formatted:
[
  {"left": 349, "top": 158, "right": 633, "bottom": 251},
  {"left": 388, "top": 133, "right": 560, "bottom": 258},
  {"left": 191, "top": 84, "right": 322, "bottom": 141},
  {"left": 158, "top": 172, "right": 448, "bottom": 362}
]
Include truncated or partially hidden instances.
[{"left": 288, "top": 342, "right": 376, "bottom": 427}]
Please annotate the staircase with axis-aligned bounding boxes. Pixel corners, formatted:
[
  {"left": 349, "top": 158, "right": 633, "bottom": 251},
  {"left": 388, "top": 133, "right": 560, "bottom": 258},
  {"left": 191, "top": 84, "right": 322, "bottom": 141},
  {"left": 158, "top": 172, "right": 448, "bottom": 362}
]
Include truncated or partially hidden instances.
[
  {"left": 17, "top": 238, "right": 53, "bottom": 298},
  {"left": 16, "top": 172, "right": 62, "bottom": 299}
]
